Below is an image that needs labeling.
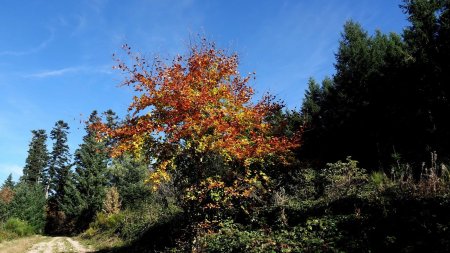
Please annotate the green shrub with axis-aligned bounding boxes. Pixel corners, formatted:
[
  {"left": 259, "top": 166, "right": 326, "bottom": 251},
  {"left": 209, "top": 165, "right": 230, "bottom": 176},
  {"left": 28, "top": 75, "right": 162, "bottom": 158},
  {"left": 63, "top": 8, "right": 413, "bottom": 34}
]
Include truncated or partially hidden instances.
[
  {"left": 119, "top": 200, "right": 181, "bottom": 241},
  {"left": 197, "top": 219, "right": 342, "bottom": 252},
  {"left": 84, "top": 227, "right": 98, "bottom": 238},
  {"left": 370, "top": 171, "right": 390, "bottom": 191},
  {"left": 7, "top": 183, "right": 46, "bottom": 233},
  {"left": 90, "top": 212, "right": 125, "bottom": 233},
  {"left": 321, "top": 157, "right": 369, "bottom": 200},
  {"left": 84, "top": 196, "right": 182, "bottom": 243},
  {"left": 3, "top": 218, "right": 34, "bottom": 236},
  {"left": 283, "top": 167, "right": 317, "bottom": 200}
]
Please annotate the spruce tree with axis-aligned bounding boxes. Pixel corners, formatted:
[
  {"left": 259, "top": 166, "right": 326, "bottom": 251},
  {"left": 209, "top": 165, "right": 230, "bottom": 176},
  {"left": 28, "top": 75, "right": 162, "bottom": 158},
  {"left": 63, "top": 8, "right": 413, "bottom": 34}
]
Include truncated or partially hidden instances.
[
  {"left": 45, "top": 120, "right": 77, "bottom": 234},
  {"left": 22, "top": 129, "right": 49, "bottom": 185},
  {"left": 299, "top": 20, "right": 411, "bottom": 167},
  {"left": 301, "top": 78, "right": 322, "bottom": 126},
  {"left": 2, "top": 173, "right": 15, "bottom": 189},
  {"left": 402, "top": 0, "right": 450, "bottom": 160},
  {"left": 74, "top": 111, "right": 109, "bottom": 222},
  {"left": 60, "top": 170, "right": 83, "bottom": 219},
  {"left": 104, "top": 109, "right": 119, "bottom": 164},
  {"left": 48, "top": 120, "right": 71, "bottom": 202},
  {"left": 109, "top": 154, "right": 150, "bottom": 209},
  {"left": 104, "top": 109, "right": 119, "bottom": 130}
]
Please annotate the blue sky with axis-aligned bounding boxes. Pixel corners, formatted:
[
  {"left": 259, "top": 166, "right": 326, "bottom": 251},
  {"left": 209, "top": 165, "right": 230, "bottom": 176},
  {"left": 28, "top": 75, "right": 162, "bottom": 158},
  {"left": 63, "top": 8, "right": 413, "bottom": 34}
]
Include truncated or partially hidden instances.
[{"left": 0, "top": 0, "right": 408, "bottom": 183}]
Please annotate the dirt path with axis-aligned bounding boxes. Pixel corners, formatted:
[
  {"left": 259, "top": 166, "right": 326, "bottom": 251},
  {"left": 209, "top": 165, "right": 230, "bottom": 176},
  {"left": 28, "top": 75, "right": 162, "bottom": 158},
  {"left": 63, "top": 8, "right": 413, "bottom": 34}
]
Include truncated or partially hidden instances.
[{"left": 0, "top": 236, "right": 94, "bottom": 253}]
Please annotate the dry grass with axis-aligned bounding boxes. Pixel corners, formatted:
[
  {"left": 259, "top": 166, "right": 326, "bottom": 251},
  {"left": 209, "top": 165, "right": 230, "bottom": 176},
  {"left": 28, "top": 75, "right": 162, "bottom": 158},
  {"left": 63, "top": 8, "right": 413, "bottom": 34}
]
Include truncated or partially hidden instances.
[
  {"left": 0, "top": 235, "right": 50, "bottom": 253},
  {"left": 393, "top": 152, "right": 450, "bottom": 197}
]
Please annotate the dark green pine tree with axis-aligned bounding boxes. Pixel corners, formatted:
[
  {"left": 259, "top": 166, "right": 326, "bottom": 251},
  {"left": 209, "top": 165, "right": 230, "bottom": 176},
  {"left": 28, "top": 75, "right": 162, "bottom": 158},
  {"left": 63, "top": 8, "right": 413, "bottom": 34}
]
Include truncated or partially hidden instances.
[
  {"left": 104, "top": 109, "right": 119, "bottom": 130},
  {"left": 8, "top": 182, "right": 47, "bottom": 233},
  {"left": 299, "top": 77, "right": 331, "bottom": 160},
  {"left": 74, "top": 111, "right": 109, "bottom": 224},
  {"left": 104, "top": 109, "right": 119, "bottom": 153},
  {"left": 301, "top": 78, "right": 323, "bottom": 126},
  {"left": 48, "top": 120, "right": 71, "bottom": 203},
  {"left": 299, "top": 20, "right": 412, "bottom": 167},
  {"left": 60, "top": 170, "right": 83, "bottom": 221},
  {"left": 46, "top": 120, "right": 81, "bottom": 234},
  {"left": 22, "top": 129, "right": 49, "bottom": 185},
  {"left": 2, "top": 173, "right": 15, "bottom": 189},
  {"left": 402, "top": 0, "right": 450, "bottom": 161},
  {"left": 109, "top": 154, "right": 150, "bottom": 209}
]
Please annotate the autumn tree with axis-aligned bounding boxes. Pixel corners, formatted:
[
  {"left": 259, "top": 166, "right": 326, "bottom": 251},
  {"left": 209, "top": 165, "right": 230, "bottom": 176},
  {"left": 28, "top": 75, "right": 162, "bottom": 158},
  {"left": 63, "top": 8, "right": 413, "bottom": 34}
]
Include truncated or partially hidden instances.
[
  {"left": 0, "top": 187, "right": 14, "bottom": 205},
  {"left": 0, "top": 174, "right": 15, "bottom": 205},
  {"left": 93, "top": 41, "right": 299, "bottom": 225},
  {"left": 0, "top": 174, "right": 15, "bottom": 222}
]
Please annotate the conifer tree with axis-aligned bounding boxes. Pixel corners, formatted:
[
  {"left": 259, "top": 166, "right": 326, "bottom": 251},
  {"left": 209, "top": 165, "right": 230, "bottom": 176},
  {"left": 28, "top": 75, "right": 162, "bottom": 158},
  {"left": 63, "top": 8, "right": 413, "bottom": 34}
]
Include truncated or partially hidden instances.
[
  {"left": 2, "top": 173, "right": 15, "bottom": 189},
  {"left": 74, "top": 111, "right": 109, "bottom": 221},
  {"left": 22, "top": 129, "right": 49, "bottom": 185},
  {"left": 299, "top": 21, "right": 410, "bottom": 166},
  {"left": 45, "top": 120, "right": 76, "bottom": 234},
  {"left": 8, "top": 183, "right": 46, "bottom": 232},
  {"left": 109, "top": 154, "right": 150, "bottom": 208},
  {"left": 60, "top": 170, "right": 83, "bottom": 219},
  {"left": 104, "top": 109, "right": 119, "bottom": 163},
  {"left": 402, "top": 0, "right": 450, "bottom": 159},
  {"left": 48, "top": 120, "right": 71, "bottom": 202},
  {"left": 301, "top": 78, "right": 322, "bottom": 126},
  {"left": 104, "top": 109, "right": 119, "bottom": 130}
]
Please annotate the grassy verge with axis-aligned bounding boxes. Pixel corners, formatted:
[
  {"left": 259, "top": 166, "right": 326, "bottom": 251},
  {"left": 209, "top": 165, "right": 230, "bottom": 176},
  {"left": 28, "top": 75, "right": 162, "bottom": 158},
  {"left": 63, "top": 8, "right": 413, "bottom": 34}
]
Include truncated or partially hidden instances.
[
  {"left": 78, "top": 233, "right": 125, "bottom": 252},
  {"left": 0, "top": 235, "right": 49, "bottom": 253}
]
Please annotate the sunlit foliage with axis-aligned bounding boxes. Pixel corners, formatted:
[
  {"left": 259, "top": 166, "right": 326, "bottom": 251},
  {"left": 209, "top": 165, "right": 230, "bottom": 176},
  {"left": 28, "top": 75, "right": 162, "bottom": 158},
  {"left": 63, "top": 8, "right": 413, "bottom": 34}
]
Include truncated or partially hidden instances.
[{"left": 93, "top": 40, "right": 299, "bottom": 190}]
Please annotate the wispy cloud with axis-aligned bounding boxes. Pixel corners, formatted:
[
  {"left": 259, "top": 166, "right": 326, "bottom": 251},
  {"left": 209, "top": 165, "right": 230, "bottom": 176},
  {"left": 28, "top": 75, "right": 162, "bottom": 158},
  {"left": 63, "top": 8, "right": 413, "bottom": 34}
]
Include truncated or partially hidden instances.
[
  {"left": 0, "top": 30, "right": 54, "bottom": 56},
  {"left": 27, "top": 65, "right": 113, "bottom": 78},
  {"left": 29, "top": 67, "right": 82, "bottom": 78}
]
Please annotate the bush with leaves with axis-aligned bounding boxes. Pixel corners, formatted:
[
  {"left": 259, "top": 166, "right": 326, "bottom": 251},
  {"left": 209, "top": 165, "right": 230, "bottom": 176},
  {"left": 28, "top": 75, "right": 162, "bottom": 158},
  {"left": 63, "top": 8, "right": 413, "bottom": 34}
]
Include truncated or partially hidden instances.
[
  {"left": 83, "top": 188, "right": 182, "bottom": 250},
  {"left": 196, "top": 218, "right": 343, "bottom": 253},
  {"left": 7, "top": 183, "right": 46, "bottom": 233},
  {"left": 320, "top": 157, "right": 369, "bottom": 200},
  {"left": 2, "top": 218, "right": 35, "bottom": 237}
]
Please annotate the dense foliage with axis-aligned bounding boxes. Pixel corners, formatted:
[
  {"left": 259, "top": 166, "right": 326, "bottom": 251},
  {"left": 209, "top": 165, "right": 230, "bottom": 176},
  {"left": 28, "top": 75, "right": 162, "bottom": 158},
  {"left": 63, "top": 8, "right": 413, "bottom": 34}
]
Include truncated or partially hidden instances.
[
  {"left": 300, "top": 0, "right": 450, "bottom": 170},
  {"left": 92, "top": 40, "right": 299, "bottom": 231},
  {"left": 73, "top": 111, "right": 110, "bottom": 229}
]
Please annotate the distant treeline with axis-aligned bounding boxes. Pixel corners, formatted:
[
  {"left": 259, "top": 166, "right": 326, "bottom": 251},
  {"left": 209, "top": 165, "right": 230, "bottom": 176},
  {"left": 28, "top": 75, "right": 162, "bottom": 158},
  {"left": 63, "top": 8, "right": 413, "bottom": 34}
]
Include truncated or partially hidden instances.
[{"left": 298, "top": 0, "right": 450, "bottom": 170}]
